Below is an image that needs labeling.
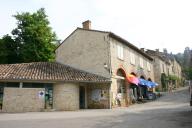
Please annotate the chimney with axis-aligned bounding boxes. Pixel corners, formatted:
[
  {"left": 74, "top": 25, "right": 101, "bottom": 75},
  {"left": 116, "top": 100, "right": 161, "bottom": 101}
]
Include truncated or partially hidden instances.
[
  {"left": 140, "top": 48, "right": 145, "bottom": 52},
  {"left": 155, "top": 49, "right": 159, "bottom": 52},
  {"left": 163, "top": 48, "right": 168, "bottom": 54},
  {"left": 82, "top": 20, "right": 91, "bottom": 30}
]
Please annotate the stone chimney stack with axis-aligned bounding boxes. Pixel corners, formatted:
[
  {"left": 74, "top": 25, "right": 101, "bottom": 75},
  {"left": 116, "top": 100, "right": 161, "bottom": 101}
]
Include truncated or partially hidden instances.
[
  {"left": 140, "top": 48, "right": 145, "bottom": 52},
  {"left": 82, "top": 20, "right": 91, "bottom": 30},
  {"left": 163, "top": 48, "right": 168, "bottom": 54},
  {"left": 155, "top": 49, "right": 159, "bottom": 52}
]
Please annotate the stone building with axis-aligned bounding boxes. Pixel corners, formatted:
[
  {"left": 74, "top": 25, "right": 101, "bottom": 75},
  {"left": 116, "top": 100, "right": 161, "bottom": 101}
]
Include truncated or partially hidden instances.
[
  {"left": 0, "top": 62, "right": 110, "bottom": 112},
  {"left": 56, "top": 20, "right": 155, "bottom": 107},
  {"left": 145, "top": 49, "right": 182, "bottom": 91}
]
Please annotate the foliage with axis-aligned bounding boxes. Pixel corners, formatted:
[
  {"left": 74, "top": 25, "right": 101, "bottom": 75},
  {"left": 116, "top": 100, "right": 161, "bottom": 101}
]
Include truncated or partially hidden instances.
[
  {"left": 0, "top": 35, "right": 21, "bottom": 64},
  {"left": 161, "top": 73, "right": 167, "bottom": 91},
  {"left": 174, "top": 47, "right": 192, "bottom": 80},
  {"left": 167, "top": 75, "right": 179, "bottom": 85},
  {"left": 183, "top": 68, "right": 192, "bottom": 80},
  {"left": 167, "top": 75, "right": 179, "bottom": 81},
  {"left": 0, "top": 37, "right": 8, "bottom": 64},
  {"left": 12, "top": 8, "right": 56, "bottom": 62}
]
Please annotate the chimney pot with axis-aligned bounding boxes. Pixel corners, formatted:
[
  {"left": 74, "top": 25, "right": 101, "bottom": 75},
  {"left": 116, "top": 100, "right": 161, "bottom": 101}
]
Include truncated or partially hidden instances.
[{"left": 82, "top": 20, "right": 91, "bottom": 29}]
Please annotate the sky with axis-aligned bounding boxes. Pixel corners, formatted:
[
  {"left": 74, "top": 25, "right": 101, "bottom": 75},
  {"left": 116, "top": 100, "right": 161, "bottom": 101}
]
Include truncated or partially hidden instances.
[{"left": 0, "top": 0, "right": 192, "bottom": 54}]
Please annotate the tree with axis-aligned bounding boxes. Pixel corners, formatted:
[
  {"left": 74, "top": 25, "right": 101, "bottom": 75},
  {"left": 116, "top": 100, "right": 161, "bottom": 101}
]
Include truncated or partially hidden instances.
[
  {"left": 0, "top": 35, "right": 21, "bottom": 64},
  {"left": 0, "top": 37, "right": 8, "bottom": 64},
  {"left": 12, "top": 8, "right": 56, "bottom": 62},
  {"left": 183, "top": 68, "right": 192, "bottom": 80},
  {"left": 161, "top": 73, "right": 168, "bottom": 91},
  {"left": 183, "top": 47, "right": 191, "bottom": 68}
]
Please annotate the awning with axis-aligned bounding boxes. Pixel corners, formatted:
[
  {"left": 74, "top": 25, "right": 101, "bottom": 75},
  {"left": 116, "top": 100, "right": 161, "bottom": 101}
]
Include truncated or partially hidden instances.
[
  {"left": 127, "top": 74, "right": 139, "bottom": 85},
  {"left": 139, "top": 78, "right": 158, "bottom": 88}
]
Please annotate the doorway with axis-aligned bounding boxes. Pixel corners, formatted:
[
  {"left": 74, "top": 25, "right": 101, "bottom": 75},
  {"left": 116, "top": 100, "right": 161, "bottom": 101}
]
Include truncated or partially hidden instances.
[
  {"left": 116, "top": 68, "right": 127, "bottom": 107},
  {"left": 0, "top": 85, "right": 3, "bottom": 110},
  {"left": 79, "top": 86, "right": 86, "bottom": 109}
]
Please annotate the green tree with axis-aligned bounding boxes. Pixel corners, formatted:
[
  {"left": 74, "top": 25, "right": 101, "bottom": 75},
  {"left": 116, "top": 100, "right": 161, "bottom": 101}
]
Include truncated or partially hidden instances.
[
  {"left": 161, "top": 73, "right": 167, "bottom": 91},
  {"left": 183, "top": 68, "right": 192, "bottom": 80},
  {"left": 12, "top": 8, "right": 56, "bottom": 62},
  {"left": 0, "top": 35, "right": 21, "bottom": 64},
  {"left": 0, "top": 37, "right": 8, "bottom": 64}
]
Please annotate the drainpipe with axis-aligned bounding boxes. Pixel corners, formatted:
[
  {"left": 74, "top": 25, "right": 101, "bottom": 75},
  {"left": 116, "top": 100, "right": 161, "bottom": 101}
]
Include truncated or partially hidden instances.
[{"left": 107, "top": 35, "right": 112, "bottom": 109}]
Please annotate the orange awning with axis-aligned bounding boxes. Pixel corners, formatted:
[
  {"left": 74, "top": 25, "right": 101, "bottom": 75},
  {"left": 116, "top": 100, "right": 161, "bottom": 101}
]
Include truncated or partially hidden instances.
[{"left": 127, "top": 74, "right": 139, "bottom": 85}]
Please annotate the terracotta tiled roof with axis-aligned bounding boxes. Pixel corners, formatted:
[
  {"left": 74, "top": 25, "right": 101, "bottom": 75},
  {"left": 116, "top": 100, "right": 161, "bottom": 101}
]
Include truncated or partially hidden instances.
[{"left": 0, "top": 62, "right": 110, "bottom": 83}]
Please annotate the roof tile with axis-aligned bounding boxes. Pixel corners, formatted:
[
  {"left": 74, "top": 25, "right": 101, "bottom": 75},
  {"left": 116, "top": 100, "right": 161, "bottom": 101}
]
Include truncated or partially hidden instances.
[{"left": 0, "top": 62, "right": 110, "bottom": 83}]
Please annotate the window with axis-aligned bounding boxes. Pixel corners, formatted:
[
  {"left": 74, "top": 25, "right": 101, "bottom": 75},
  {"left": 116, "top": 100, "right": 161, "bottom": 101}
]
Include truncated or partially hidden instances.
[
  {"left": 147, "top": 62, "right": 151, "bottom": 71},
  {"left": 117, "top": 45, "right": 124, "bottom": 60},
  {"left": 139, "top": 58, "right": 144, "bottom": 68},
  {"left": 130, "top": 52, "right": 135, "bottom": 65},
  {"left": 162, "top": 64, "right": 165, "bottom": 73}
]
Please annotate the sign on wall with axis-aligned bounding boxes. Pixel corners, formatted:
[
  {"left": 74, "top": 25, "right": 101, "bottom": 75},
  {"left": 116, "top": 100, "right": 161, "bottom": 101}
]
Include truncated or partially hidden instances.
[
  {"left": 91, "top": 89, "right": 108, "bottom": 101},
  {"left": 91, "top": 89, "right": 101, "bottom": 101},
  {"left": 38, "top": 91, "right": 45, "bottom": 98}
]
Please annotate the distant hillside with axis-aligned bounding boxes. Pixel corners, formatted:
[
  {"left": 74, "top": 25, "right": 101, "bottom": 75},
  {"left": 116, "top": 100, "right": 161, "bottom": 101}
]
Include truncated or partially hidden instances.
[
  {"left": 174, "top": 47, "right": 192, "bottom": 80},
  {"left": 175, "top": 47, "right": 192, "bottom": 68}
]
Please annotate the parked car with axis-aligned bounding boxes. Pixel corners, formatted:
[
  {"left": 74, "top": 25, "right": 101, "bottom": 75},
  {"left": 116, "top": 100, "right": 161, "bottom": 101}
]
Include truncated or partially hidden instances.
[{"left": 147, "top": 92, "right": 156, "bottom": 100}]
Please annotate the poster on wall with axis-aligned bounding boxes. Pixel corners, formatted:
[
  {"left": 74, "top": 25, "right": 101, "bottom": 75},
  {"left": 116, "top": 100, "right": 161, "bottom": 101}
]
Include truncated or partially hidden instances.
[
  {"left": 100, "top": 90, "right": 107, "bottom": 100},
  {"left": 91, "top": 89, "right": 101, "bottom": 101},
  {"left": 38, "top": 91, "right": 45, "bottom": 99}
]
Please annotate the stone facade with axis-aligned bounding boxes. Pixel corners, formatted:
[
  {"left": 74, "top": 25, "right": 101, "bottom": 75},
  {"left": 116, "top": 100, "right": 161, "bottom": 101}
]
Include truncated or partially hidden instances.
[
  {"left": 146, "top": 49, "right": 182, "bottom": 91},
  {"left": 86, "top": 83, "right": 110, "bottom": 109},
  {"left": 109, "top": 38, "right": 154, "bottom": 79},
  {"left": 148, "top": 54, "right": 169, "bottom": 90},
  {"left": 53, "top": 82, "right": 110, "bottom": 110},
  {"left": 2, "top": 88, "right": 45, "bottom": 113},
  {"left": 109, "top": 38, "right": 154, "bottom": 106},
  {"left": 1, "top": 82, "right": 110, "bottom": 112},
  {"left": 53, "top": 83, "right": 79, "bottom": 111},
  {"left": 56, "top": 27, "right": 154, "bottom": 107},
  {"left": 56, "top": 29, "right": 110, "bottom": 78}
]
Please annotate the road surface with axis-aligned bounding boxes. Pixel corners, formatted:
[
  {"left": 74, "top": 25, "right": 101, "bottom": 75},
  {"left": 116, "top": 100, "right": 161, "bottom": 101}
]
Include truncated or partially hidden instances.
[{"left": 0, "top": 86, "right": 191, "bottom": 128}]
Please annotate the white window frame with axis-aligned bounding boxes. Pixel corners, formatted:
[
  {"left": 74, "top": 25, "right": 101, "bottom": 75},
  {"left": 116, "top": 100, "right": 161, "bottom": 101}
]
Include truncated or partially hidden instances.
[
  {"left": 130, "top": 52, "right": 135, "bottom": 65},
  {"left": 147, "top": 62, "right": 151, "bottom": 71},
  {"left": 139, "top": 57, "right": 144, "bottom": 68},
  {"left": 117, "top": 45, "right": 124, "bottom": 60}
]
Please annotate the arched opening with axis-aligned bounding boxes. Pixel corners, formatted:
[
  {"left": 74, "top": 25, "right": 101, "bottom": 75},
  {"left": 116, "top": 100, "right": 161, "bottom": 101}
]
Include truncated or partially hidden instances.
[
  {"left": 139, "top": 76, "right": 148, "bottom": 99},
  {"left": 128, "top": 72, "right": 139, "bottom": 103},
  {"left": 130, "top": 72, "right": 137, "bottom": 76},
  {"left": 116, "top": 68, "right": 128, "bottom": 107},
  {"left": 148, "top": 78, "right": 155, "bottom": 93},
  {"left": 140, "top": 75, "right": 145, "bottom": 79}
]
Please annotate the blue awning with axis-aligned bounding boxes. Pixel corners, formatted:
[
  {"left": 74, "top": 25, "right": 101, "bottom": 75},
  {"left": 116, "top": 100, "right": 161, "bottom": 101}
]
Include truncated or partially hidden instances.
[{"left": 139, "top": 78, "right": 158, "bottom": 88}]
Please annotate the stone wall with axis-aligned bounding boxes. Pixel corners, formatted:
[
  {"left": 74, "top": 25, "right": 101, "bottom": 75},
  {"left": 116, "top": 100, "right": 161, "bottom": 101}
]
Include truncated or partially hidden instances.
[
  {"left": 56, "top": 29, "right": 110, "bottom": 78},
  {"left": 53, "top": 83, "right": 79, "bottom": 111},
  {"left": 87, "top": 83, "right": 110, "bottom": 109},
  {"left": 109, "top": 38, "right": 154, "bottom": 80},
  {"left": 109, "top": 38, "right": 155, "bottom": 106},
  {"left": 2, "top": 88, "right": 45, "bottom": 113}
]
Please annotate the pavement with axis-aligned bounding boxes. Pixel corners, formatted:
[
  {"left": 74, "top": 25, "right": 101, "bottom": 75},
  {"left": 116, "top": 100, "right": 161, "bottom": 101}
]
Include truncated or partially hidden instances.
[{"left": 0, "top": 86, "right": 191, "bottom": 128}]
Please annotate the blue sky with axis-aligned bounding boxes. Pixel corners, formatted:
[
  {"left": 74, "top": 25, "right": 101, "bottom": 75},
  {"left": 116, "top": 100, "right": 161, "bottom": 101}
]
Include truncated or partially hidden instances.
[{"left": 1, "top": 0, "right": 192, "bottom": 54}]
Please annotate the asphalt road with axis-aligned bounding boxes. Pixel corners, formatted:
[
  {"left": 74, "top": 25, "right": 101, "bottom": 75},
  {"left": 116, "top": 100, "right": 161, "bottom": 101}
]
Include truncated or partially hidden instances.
[{"left": 0, "top": 86, "right": 191, "bottom": 128}]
